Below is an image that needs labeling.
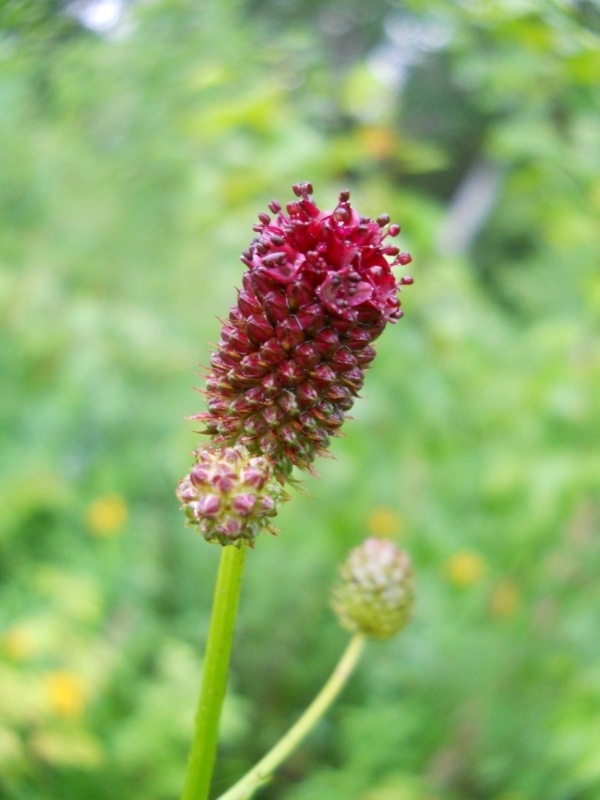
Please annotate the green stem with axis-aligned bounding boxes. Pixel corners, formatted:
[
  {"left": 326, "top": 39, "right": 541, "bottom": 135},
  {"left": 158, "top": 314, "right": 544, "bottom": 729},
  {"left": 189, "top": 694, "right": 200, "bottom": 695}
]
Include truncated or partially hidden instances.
[
  {"left": 181, "top": 544, "right": 247, "bottom": 800},
  {"left": 217, "top": 632, "right": 367, "bottom": 800}
]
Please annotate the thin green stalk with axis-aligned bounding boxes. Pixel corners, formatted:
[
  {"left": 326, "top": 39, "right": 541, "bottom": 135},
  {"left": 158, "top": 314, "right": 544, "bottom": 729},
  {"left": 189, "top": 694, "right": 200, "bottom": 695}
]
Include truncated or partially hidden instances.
[
  {"left": 181, "top": 544, "right": 247, "bottom": 800},
  {"left": 217, "top": 632, "right": 367, "bottom": 800}
]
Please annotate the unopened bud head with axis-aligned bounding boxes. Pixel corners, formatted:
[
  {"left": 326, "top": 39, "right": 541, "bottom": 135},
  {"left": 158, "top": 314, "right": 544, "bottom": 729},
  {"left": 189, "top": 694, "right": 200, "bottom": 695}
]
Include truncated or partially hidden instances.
[
  {"left": 176, "top": 445, "right": 288, "bottom": 547},
  {"left": 332, "top": 537, "right": 414, "bottom": 640}
]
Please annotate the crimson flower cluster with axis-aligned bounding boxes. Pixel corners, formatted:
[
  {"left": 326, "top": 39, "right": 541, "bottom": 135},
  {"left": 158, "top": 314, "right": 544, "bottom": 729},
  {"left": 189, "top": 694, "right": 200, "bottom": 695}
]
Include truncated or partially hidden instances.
[{"left": 194, "top": 182, "right": 412, "bottom": 482}]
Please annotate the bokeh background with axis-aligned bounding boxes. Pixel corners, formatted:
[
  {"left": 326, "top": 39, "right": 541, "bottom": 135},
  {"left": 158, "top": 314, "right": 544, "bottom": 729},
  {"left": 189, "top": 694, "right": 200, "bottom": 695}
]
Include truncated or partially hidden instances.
[{"left": 2, "top": 1, "right": 600, "bottom": 798}]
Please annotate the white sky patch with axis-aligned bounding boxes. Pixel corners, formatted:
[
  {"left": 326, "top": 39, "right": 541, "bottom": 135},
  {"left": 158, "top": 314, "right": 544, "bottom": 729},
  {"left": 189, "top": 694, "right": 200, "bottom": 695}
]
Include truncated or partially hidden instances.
[
  {"left": 69, "top": 0, "right": 123, "bottom": 33},
  {"left": 368, "top": 14, "right": 452, "bottom": 91}
]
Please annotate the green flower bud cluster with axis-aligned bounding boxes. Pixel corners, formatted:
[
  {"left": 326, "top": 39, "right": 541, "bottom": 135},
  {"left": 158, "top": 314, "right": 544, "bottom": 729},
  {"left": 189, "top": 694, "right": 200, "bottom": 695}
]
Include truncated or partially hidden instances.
[
  {"left": 176, "top": 445, "right": 288, "bottom": 547},
  {"left": 332, "top": 537, "right": 414, "bottom": 640}
]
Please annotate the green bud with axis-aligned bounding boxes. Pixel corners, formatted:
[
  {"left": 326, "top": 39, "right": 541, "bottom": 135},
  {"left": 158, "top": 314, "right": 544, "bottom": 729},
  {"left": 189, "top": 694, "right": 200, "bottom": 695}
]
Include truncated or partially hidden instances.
[{"left": 332, "top": 537, "right": 414, "bottom": 640}]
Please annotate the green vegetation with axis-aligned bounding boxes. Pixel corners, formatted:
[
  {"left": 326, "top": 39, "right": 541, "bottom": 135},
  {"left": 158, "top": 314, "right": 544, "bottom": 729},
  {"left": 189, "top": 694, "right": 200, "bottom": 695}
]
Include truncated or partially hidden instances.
[{"left": 1, "top": 1, "right": 600, "bottom": 798}]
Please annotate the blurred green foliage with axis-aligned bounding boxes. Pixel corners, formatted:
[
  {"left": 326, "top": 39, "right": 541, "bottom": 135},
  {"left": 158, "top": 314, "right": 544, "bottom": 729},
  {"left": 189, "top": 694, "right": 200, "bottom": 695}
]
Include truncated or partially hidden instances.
[{"left": 1, "top": 1, "right": 600, "bottom": 798}]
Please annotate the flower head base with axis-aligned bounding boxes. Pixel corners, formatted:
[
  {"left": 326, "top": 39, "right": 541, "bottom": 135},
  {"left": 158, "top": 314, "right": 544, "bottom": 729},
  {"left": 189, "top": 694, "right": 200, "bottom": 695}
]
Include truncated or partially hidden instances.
[
  {"left": 193, "top": 182, "right": 412, "bottom": 482},
  {"left": 332, "top": 537, "right": 414, "bottom": 640},
  {"left": 176, "top": 445, "right": 288, "bottom": 546}
]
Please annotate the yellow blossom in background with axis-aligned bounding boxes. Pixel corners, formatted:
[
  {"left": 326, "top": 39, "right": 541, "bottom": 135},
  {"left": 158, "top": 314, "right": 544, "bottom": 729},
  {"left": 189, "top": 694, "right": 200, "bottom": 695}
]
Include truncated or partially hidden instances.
[
  {"left": 45, "top": 671, "right": 86, "bottom": 718},
  {"left": 491, "top": 580, "right": 521, "bottom": 618},
  {"left": 367, "top": 507, "right": 403, "bottom": 538},
  {"left": 86, "top": 495, "right": 128, "bottom": 537},
  {"left": 445, "top": 550, "right": 487, "bottom": 588},
  {"left": 1, "top": 627, "right": 36, "bottom": 662},
  {"left": 359, "top": 126, "right": 396, "bottom": 159}
]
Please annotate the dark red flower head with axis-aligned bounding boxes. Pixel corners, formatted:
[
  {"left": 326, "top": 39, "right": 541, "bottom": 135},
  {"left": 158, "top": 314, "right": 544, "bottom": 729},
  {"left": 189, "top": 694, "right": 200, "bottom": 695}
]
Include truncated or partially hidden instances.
[{"left": 193, "top": 183, "right": 412, "bottom": 481}]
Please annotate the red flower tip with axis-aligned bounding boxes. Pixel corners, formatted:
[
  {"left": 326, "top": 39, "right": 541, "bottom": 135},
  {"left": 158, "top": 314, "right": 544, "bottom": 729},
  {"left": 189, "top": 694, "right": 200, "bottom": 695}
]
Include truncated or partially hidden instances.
[{"left": 196, "top": 184, "right": 413, "bottom": 481}]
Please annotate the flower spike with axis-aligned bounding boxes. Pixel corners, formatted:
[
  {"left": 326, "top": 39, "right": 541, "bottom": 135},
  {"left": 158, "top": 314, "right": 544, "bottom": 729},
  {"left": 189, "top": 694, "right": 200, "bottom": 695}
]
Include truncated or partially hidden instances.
[{"left": 194, "top": 183, "right": 412, "bottom": 482}]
